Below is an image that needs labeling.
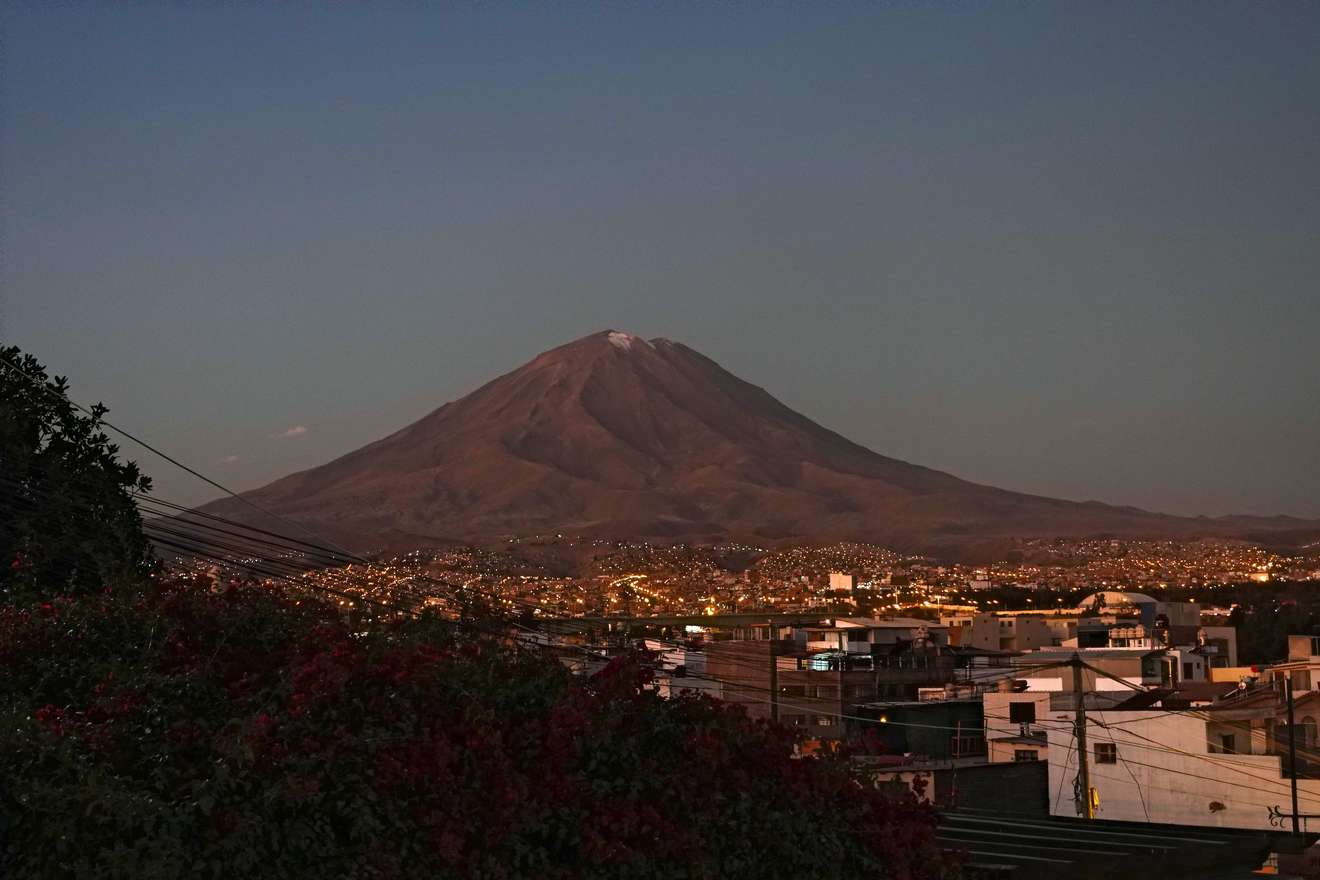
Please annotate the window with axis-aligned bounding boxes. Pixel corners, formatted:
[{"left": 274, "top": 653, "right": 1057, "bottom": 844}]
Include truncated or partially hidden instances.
[
  {"left": 780, "top": 685, "right": 805, "bottom": 697},
  {"left": 780, "top": 714, "right": 807, "bottom": 727},
  {"left": 1014, "top": 750, "right": 1038, "bottom": 762},
  {"left": 1095, "top": 742, "right": 1117, "bottom": 764},
  {"left": 815, "top": 716, "right": 834, "bottom": 727},
  {"left": 1183, "top": 662, "right": 1196, "bottom": 681},
  {"left": 1009, "top": 702, "right": 1037, "bottom": 724},
  {"left": 1218, "top": 734, "right": 1237, "bottom": 754},
  {"left": 1310, "top": 636, "right": 1320, "bottom": 657},
  {"left": 1292, "top": 671, "right": 1312, "bottom": 691},
  {"left": 1303, "top": 717, "right": 1318, "bottom": 748}
]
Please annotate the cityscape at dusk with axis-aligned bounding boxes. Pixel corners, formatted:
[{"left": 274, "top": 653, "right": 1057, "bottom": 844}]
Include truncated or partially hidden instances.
[
  {"left": 3, "top": 2, "right": 1319, "bottom": 879},
  {"left": 161, "top": 536, "right": 1320, "bottom": 622}
]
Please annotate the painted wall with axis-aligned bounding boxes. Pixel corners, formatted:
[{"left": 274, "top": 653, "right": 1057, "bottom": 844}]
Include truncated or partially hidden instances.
[
  {"left": 1044, "top": 709, "right": 1320, "bottom": 831},
  {"left": 984, "top": 691, "right": 1052, "bottom": 763}
]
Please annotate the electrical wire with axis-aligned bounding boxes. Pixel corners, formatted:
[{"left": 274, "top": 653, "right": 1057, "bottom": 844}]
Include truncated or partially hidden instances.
[{"left": 9, "top": 354, "right": 1320, "bottom": 818}]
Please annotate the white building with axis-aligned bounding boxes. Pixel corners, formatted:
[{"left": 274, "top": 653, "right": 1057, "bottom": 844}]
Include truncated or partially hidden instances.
[{"left": 1042, "top": 689, "right": 1320, "bottom": 830}]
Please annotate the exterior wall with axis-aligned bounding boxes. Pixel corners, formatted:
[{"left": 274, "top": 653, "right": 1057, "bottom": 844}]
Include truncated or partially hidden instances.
[
  {"left": 828, "top": 572, "right": 857, "bottom": 592},
  {"left": 1018, "top": 654, "right": 1148, "bottom": 692},
  {"left": 938, "top": 613, "right": 1017, "bottom": 651},
  {"left": 1166, "top": 648, "right": 1207, "bottom": 683},
  {"left": 942, "top": 614, "right": 1076, "bottom": 649},
  {"left": 1014, "top": 617, "right": 1056, "bottom": 651},
  {"left": 861, "top": 760, "right": 1049, "bottom": 813},
  {"left": 855, "top": 701, "right": 984, "bottom": 760},
  {"left": 1044, "top": 709, "right": 1320, "bottom": 830},
  {"left": 1210, "top": 666, "right": 1257, "bottom": 684},
  {"left": 934, "top": 760, "right": 1049, "bottom": 814},
  {"left": 1042, "top": 618, "right": 1076, "bottom": 646},
  {"left": 988, "top": 739, "right": 1047, "bottom": 763},
  {"left": 1290, "top": 635, "right": 1320, "bottom": 661},
  {"left": 1202, "top": 625, "right": 1238, "bottom": 666},
  {"left": 984, "top": 692, "right": 1052, "bottom": 763}
]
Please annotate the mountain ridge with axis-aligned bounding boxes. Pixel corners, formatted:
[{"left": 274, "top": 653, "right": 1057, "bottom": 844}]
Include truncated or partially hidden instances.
[{"left": 195, "top": 330, "right": 1320, "bottom": 558}]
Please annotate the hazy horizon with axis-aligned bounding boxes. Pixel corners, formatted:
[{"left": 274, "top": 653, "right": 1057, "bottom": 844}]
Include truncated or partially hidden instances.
[{"left": 3, "top": 4, "right": 1317, "bottom": 518}]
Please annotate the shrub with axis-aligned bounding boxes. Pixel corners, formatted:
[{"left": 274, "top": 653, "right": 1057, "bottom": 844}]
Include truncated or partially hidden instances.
[{"left": 0, "top": 578, "right": 949, "bottom": 879}]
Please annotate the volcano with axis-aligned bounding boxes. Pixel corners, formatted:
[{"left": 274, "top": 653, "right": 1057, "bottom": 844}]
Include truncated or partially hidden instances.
[{"left": 195, "top": 331, "right": 1316, "bottom": 557}]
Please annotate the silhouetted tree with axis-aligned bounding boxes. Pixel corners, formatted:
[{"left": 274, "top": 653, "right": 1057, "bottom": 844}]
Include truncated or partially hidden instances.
[{"left": 0, "top": 345, "right": 154, "bottom": 601}]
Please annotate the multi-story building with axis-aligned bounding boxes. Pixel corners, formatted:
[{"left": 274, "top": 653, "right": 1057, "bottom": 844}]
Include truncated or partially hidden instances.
[
  {"left": 943, "top": 612, "right": 1072, "bottom": 651},
  {"left": 983, "top": 690, "right": 1053, "bottom": 763},
  {"left": 701, "top": 617, "right": 959, "bottom": 740},
  {"left": 1266, "top": 635, "right": 1320, "bottom": 692}
]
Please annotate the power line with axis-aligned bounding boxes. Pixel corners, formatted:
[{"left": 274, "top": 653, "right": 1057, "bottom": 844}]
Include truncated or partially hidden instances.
[
  {"left": 10, "top": 356, "right": 1318, "bottom": 814},
  {"left": 0, "top": 354, "right": 364, "bottom": 564}
]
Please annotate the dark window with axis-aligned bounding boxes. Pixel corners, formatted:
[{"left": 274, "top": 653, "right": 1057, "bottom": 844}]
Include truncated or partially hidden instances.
[
  {"left": 1217, "top": 734, "right": 1236, "bottom": 754},
  {"left": 781, "top": 714, "right": 807, "bottom": 727},
  {"left": 780, "top": 685, "right": 805, "bottom": 697},
  {"left": 1009, "top": 702, "right": 1037, "bottom": 724},
  {"left": 1095, "top": 742, "right": 1117, "bottom": 764},
  {"left": 1014, "top": 750, "right": 1038, "bottom": 762},
  {"left": 1183, "top": 662, "right": 1195, "bottom": 681}
]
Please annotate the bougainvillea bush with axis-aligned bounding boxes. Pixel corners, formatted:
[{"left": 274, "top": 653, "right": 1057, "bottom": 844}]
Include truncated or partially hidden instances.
[{"left": 0, "top": 580, "right": 950, "bottom": 879}]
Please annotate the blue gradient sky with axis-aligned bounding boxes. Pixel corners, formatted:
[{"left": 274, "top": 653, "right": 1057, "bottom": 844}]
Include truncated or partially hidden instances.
[{"left": 3, "top": 3, "right": 1318, "bottom": 516}]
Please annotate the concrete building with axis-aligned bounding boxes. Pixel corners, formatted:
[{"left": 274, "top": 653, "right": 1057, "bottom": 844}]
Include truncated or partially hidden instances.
[
  {"left": 983, "top": 690, "right": 1053, "bottom": 763},
  {"left": 792, "top": 617, "right": 949, "bottom": 654},
  {"left": 701, "top": 618, "right": 960, "bottom": 740},
  {"left": 943, "top": 612, "right": 1069, "bottom": 652},
  {"left": 1268, "top": 635, "right": 1320, "bottom": 692},
  {"left": 850, "top": 698, "right": 986, "bottom": 761},
  {"left": 1042, "top": 685, "right": 1320, "bottom": 830},
  {"left": 827, "top": 571, "right": 857, "bottom": 592}
]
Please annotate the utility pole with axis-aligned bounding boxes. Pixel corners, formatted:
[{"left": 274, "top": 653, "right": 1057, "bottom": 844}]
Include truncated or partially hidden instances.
[
  {"left": 1287, "top": 680, "right": 1301, "bottom": 834},
  {"left": 1072, "top": 654, "right": 1093, "bottom": 819},
  {"left": 952, "top": 720, "right": 962, "bottom": 808},
  {"left": 768, "top": 620, "right": 779, "bottom": 724}
]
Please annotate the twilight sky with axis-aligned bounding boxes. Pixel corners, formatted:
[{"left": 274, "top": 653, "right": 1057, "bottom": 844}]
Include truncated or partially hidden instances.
[{"left": 3, "top": 3, "right": 1318, "bottom": 517}]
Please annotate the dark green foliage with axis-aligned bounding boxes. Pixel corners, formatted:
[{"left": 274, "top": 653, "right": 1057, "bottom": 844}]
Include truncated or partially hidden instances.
[
  {"left": 0, "top": 581, "right": 951, "bottom": 880},
  {"left": 0, "top": 345, "right": 154, "bottom": 601}
]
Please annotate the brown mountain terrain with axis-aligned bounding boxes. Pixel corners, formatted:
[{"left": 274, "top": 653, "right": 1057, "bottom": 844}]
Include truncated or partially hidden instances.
[{"left": 196, "top": 330, "right": 1319, "bottom": 559}]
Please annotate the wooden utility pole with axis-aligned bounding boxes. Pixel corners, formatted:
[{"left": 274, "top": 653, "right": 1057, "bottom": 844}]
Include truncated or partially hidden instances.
[
  {"left": 1287, "top": 680, "right": 1301, "bottom": 834},
  {"left": 768, "top": 621, "right": 779, "bottom": 724},
  {"left": 1072, "top": 654, "right": 1093, "bottom": 819}
]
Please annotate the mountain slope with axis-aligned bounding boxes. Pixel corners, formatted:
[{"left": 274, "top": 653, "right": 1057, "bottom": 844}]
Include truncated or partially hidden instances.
[{"left": 196, "top": 331, "right": 1317, "bottom": 556}]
